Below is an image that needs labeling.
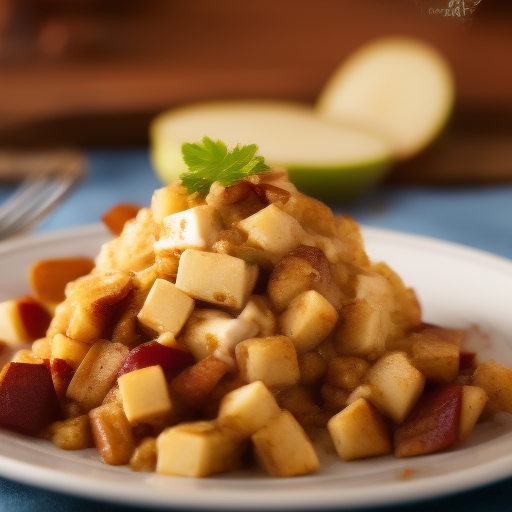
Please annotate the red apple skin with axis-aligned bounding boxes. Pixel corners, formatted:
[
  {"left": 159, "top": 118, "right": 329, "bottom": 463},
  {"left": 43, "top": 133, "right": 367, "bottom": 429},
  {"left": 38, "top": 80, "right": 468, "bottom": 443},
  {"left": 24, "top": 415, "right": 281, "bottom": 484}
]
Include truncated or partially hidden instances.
[
  {"left": 17, "top": 297, "right": 52, "bottom": 339},
  {"left": 116, "top": 341, "right": 195, "bottom": 379},
  {"left": 459, "top": 351, "right": 476, "bottom": 372},
  {"left": 0, "top": 362, "right": 61, "bottom": 436},
  {"left": 171, "top": 355, "right": 229, "bottom": 408},
  {"left": 51, "top": 358, "right": 75, "bottom": 397},
  {"left": 394, "top": 385, "right": 462, "bottom": 457}
]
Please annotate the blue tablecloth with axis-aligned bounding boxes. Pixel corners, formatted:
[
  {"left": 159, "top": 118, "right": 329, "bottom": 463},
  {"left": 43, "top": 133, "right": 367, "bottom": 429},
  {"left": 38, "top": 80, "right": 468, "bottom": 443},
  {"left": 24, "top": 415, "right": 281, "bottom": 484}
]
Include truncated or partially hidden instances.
[{"left": 1, "top": 148, "right": 511, "bottom": 511}]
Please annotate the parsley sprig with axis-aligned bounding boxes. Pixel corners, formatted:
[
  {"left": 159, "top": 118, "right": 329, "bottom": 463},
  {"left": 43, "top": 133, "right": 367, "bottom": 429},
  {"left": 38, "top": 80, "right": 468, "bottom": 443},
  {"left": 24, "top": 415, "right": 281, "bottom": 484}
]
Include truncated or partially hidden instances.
[{"left": 180, "top": 136, "right": 270, "bottom": 195}]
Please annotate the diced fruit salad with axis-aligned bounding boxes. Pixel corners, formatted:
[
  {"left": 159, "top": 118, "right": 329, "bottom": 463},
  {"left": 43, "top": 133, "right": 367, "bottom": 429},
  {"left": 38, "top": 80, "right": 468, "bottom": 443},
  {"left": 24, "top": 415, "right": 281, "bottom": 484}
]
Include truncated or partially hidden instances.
[{"left": 0, "top": 137, "right": 511, "bottom": 478}]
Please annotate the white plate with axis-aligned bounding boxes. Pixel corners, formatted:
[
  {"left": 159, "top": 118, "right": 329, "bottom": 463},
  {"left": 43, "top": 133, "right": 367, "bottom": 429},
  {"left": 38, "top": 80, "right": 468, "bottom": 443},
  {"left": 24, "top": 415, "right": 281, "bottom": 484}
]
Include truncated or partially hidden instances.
[{"left": 1, "top": 224, "right": 512, "bottom": 510}]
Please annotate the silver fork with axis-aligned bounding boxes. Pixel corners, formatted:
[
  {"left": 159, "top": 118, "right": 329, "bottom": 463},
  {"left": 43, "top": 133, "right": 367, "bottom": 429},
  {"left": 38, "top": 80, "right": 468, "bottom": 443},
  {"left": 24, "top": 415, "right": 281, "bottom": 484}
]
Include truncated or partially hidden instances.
[{"left": 0, "top": 151, "right": 86, "bottom": 240}]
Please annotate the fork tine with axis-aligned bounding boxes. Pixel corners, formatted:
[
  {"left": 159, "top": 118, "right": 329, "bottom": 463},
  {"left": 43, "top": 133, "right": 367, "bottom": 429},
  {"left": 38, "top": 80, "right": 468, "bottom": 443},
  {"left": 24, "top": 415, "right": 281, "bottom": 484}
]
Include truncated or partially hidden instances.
[
  {"left": 17, "top": 175, "right": 75, "bottom": 228},
  {"left": 0, "top": 173, "right": 76, "bottom": 239},
  {"left": 0, "top": 177, "right": 50, "bottom": 219}
]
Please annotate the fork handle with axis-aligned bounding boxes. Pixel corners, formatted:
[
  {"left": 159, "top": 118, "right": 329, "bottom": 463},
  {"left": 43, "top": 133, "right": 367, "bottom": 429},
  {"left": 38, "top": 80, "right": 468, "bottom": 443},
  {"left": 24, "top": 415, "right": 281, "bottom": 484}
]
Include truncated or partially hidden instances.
[{"left": 0, "top": 150, "right": 86, "bottom": 182}]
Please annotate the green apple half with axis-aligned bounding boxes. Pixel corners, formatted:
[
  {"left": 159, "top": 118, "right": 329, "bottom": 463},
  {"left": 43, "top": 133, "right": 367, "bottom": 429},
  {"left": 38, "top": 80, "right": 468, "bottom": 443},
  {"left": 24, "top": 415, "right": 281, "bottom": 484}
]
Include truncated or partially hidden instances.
[
  {"left": 317, "top": 37, "right": 455, "bottom": 160},
  {"left": 150, "top": 101, "right": 392, "bottom": 204}
]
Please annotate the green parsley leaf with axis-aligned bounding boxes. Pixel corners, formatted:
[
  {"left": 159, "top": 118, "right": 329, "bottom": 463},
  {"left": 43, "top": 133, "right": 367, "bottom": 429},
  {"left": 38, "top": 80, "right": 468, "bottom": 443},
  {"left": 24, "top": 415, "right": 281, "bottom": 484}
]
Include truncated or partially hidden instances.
[{"left": 180, "top": 136, "right": 270, "bottom": 195}]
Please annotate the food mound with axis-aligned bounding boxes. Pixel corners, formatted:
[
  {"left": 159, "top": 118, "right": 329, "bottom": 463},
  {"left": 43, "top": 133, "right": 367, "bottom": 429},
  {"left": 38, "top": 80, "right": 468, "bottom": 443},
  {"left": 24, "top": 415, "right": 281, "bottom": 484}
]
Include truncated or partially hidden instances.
[{"left": 0, "top": 138, "right": 511, "bottom": 479}]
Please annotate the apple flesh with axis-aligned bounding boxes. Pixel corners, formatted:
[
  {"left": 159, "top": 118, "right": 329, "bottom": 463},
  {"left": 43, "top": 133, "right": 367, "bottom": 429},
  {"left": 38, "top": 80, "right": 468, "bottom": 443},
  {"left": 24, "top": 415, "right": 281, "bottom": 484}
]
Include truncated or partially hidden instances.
[
  {"left": 0, "top": 296, "right": 51, "bottom": 346},
  {"left": 171, "top": 355, "right": 229, "bottom": 408},
  {"left": 317, "top": 37, "right": 454, "bottom": 160},
  {"left": 116, "top": 341, "right": 195, "bottom": 379},
  {"left": 394, "top": 385, "right": 462, "bottom": 457},
  {"left": 0, "top": 362, "right": 61, "bottom": 436},
  {"left": 150, "top": 100, "right": 391, "bottom": 204},
  {"left": 51, "top": 358, "right": 75, "bottom": 397},
  {"left": 17, "top": 297, "right": 52, "bottom": 339}
]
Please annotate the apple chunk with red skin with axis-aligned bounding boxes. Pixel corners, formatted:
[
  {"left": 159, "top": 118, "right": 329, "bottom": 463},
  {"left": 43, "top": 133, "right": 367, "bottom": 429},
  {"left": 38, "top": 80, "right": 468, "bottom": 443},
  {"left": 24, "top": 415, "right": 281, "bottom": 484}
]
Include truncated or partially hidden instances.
[
  {"left": 171, "top": 355, "right": 229, "bottom": 408},
  {"left": 51, "top": 358, "right": 75, "bottom": 397},
  {"left": 0, "top": 362, "right": 61, "bottom": 436},
  {"left": 0, "top": 296, "right": 51, "bottom": 346},
  {"left": 116, "top": 341, "right": 195, "bottom": 379},
  {"left": 394, "top": 385, "right": 462, "bottom": 457}
]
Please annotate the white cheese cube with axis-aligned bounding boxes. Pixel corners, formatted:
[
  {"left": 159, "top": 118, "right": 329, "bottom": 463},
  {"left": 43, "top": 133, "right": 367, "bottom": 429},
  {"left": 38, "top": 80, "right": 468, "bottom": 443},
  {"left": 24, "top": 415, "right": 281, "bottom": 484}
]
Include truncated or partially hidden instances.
[
  {"left": 118, "top": 365, "right": 172, "bottom": 425},
  {"left": 235, "top": 336, "right": 300, "bottom": 388},
  {"left": 179, "top": 309, "right": 259, "bottom": 366},
  {"left": 156, "top": 420, "right": 246, "bottom": 477},
  {"left": 175, "top": 250, "right": 258, "bottom": 310},
  {"left": 218, "top": 381, "right": 281, "bottom": 438},
  {"left": 237, "top": 204, "right": 306, "bottom": 257},
  {"left": 155, "top": 205, "right": 221, "bottom": 252},
  {"left": 327, "top": 398, "right": 392, "bottom": 461},
  {"left": 279, "top": 290, "right": 338, "bottom": 353},
  {"left": 137, "top": 278, "right": 195, "bottom": 336},
  {"left": 251, "top": 410, "right": 319, "bottom": 477}
]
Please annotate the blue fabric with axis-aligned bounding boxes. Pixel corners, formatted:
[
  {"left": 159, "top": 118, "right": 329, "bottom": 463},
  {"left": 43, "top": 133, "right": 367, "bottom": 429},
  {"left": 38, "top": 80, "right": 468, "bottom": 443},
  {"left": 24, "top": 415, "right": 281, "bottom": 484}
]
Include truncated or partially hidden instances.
[{"left": 1, "top": 148, "right": 511, "bottom": 511}]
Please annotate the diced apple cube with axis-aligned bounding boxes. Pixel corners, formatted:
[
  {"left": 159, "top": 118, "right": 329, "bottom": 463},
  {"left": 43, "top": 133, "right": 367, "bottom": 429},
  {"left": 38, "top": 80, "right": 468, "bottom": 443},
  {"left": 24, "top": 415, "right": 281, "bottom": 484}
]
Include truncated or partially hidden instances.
[
  {"left": 278, "top": 290, "right": 338, "bottom": 353},
  {"left": 334, "top": 300, "right": 387, "bottom": 359},
  {"left": 363, "top": 352, "right": 425, "bottom": 424},
  {"left": 11, "top": 349, "right": 45, "bottom": 365},
  {"left": 238, "top": 295, "right": 276, "bottom": 337},
  {"left": 251, "top": 410, "right": 319, "bottom": 477},
  {"left": 406, "top": 331, "right": 460, "bottom": 385},
  {"left": 236, "top": 336, "right": 300, "bottom": 388},
  {"left": 89, "top": 402, "right": 135, "bottom": 465},
  {"left": 171, "top": 355, "right": 229, "bottom": 408},
  {"left": 118, "top": 365, "right": 172, "bottom": 425},
  {"left": 335, "top": 273, "right": 394, "bottom": 359},
  {"left": 32, "top": 337, "right": 52, "bottom": 359},
  {"left": 150, "top": 183, "right": 189, "bottom": 224},
  {"left": 179, "top": 309, "right": 234, "bottom": 361},
  {"left": 327, "top": 398, "right": 391, "bottom": 461},
  {"left": 175, "top": 249, "right": 258, "bottom": 309},
  {"left": 459, "top": 385, "right": 488, "bottom": 442},
  {"left": 116, "top": 340, "right": 194, "bottom": 378},
  {"left": 237, "top": 204, "right": 306, "bottom": 257},
  {"left": 156, "top": 420, "right": 246, "bottom": 477},
  {"left": 66, "top": 271, "right": 134, "bottom": 344},
  {"left": 66, "top": 340, "right": 129, "bottom": 411},
  {"left": 50, "top": 357, "right": 74, "bottom": 397},
  {"left": 0, "top": 362, "right": 61, "bottom": 436},
  {"left": 155, "top": 205, "right": 221, "bottom": 251},
  {"left": 67, "top": 303, "right": 102, "bottom": 343},
  {"left": 179, "top": 308, "right": 259, "bottom": 367},
  {"left": 51, "top": 333, "right": 91, "bottom": 370},
  {"left": 471, "top": 360, "right": 512, "bottom": 415},
  {"left": 137, "top": 278, "right": 195, "bottom": 336},
  {"left": 394, "top": 386, "right": 462, "bottom": 457},
  {"left": 0, "top": 297, "right": 51, "bottom": 346},
  {"left": 355, "top": 273, "right": 395, "bottom": 310},
  {"left": 217, "top": 381, "right": 281, "bottom": 438}
]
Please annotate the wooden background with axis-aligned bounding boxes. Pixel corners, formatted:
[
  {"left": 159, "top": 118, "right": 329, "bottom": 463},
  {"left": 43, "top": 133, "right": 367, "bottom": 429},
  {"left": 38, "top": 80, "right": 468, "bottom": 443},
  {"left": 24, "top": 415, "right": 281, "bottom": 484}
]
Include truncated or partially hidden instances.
[{"left": 0, "top": 0, "right": 510, "bottom": 183}]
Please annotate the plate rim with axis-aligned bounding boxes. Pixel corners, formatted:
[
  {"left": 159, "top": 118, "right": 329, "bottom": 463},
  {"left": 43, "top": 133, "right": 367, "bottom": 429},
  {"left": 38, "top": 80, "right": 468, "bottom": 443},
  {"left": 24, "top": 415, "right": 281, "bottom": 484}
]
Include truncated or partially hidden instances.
[{"left": 0, "top": 224, "right": 512, "bottom": 510}]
